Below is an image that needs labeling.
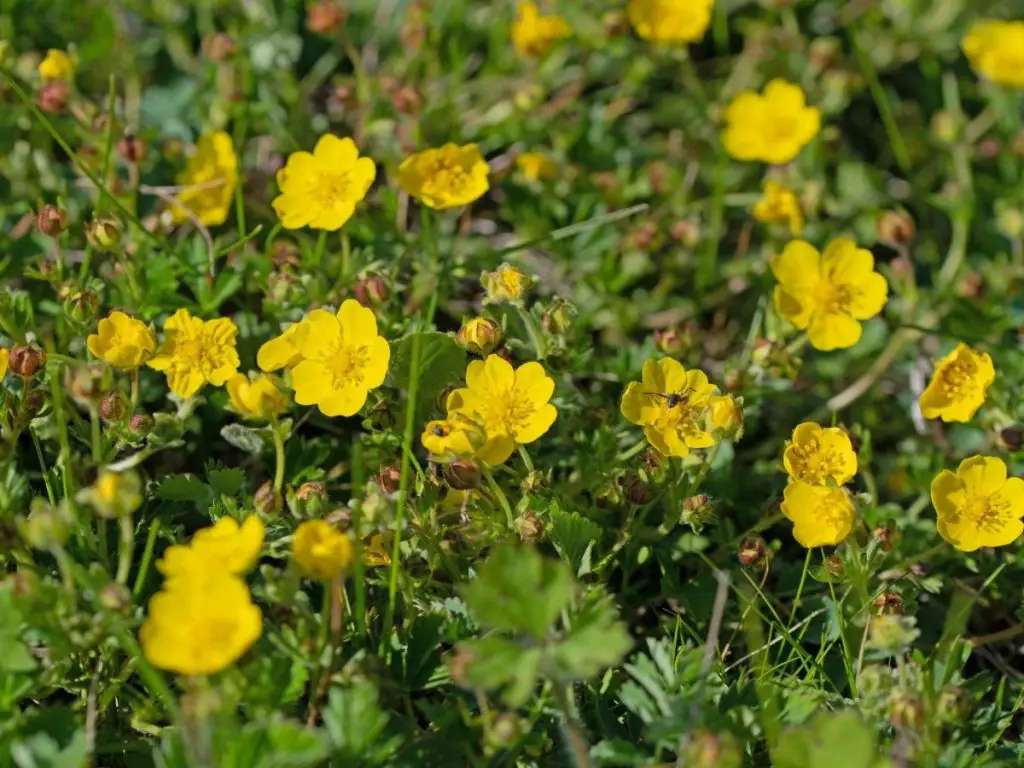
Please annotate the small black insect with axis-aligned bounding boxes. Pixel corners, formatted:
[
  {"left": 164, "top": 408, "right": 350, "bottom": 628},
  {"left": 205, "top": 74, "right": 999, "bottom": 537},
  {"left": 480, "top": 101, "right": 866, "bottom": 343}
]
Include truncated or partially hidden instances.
[{"left": 647, "top": 387, "right": 695, "bottom": 408}]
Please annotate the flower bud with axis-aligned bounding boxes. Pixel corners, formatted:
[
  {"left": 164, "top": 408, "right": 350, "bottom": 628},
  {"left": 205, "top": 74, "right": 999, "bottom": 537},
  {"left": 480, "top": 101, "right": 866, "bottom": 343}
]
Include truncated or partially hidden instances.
[
  {"left": 307, "top": 0, "right": 347, "bottom": 34},
  {"left": 9, "top": 344, "right": 46, "bottom": 378},
  {"left": 619, "top": 473, "right": 650, "bottom": 506},
  {"left": 872, "top": 521, "right": 901, "bottom": 553},
  {"left": 872, "top": 591, "right": 905, "bottom": 615},
  {"left": 37, "top": 80, "right": 69, "bottom": 113},
  {"left": 482, "top": 264, "right": 533, "bottom": 304},
  {"left": 931, "top": 110, "right": 960, "bottom": 144},
  {"left": 998, "top": 426, "right": 1024, "bottom": 451},
  {"left": 457, "top": 317, "right": 502, "bottom": 356},
  {"left": 515, "top": 510, "right": 544, "bottom": 539},
  {"left": 486, "top": 713, "right": 520, "bottom": 751},
  {"left": 21, "top": 500, "right": 71, "bottom": 550},
  {"left": 116, "top": 136, "right": 147, "bottom": 164},
  {"left": 100, "top": 391, "right": 126, "bottom": 421},
  {"left": 66, "top": 364, "right": 104, "bottom": 406},
  {"left": 99, "top": 582, "right": 132, "bottom": 613},
  {"left": 378, "top": 465, "right": 402, "bottom": 495},
  {"left": 997, "top": 206, "right": 1024, "bottom": 240},
  {"left": 391, "top": 85, "right": 422, "bottom": 115},
  {"left": 868, "top": 615, "right": 920, "bottom": 656},
  {"left": 254, "top": 481, "right": 279, "bottom": 514},
  {"left": 888, "top": 692, "right": 925, "bottom": 731},
  {"left": 937, "top": 685, "right": 968, "bottom": 723},
  {"left": 86, "top": 218, "right": 121, "bottom": 251},
  {"left": 367, "top": 401, "right": 396, "bottom": 431},
  {"left": 64, "top": 289, "right": 99, "bottom": 323},
  {"left": 36, "top": 205, "right": 67, "bottom": 237},
  {"left": 654, "top": 326, "right": 689, "bottom": 356},
  {"left": 520, "top": 470, "right": 548, "bottom": 492},
  {"left": 128, "top": 412, "right": 155, "bottom": 438},
  {"left": 79, "top": 471, "right": 142, "bottom": 519},
  {"left": 824, "top": 554, "right": 844, "bottom": 577},
  {"left": 541, "top": 298, "right": 576, "bottom": 335},
  {"left": 681, "top": 494, "right": 714, "bottom": 529},
  {"left": 738, "top": 536, "right": 770, "bottom": 569},
  {"left": 295, "top": 481, "right": 329, "bottom": 516},
  {"left": 203, "top": 32, "right": 237, "bottom": 61},
  {"left": 680, "top": 730, "right": 742, "bottom": 768},
  {"left": 354, "top": 274, "right": 390, "bottom": 307},
  {"left": 877, "top": 210, "right": 915, "bottom": 247},
  {"left": 443, "top": 460, "right": 480, "bottom": 490}
]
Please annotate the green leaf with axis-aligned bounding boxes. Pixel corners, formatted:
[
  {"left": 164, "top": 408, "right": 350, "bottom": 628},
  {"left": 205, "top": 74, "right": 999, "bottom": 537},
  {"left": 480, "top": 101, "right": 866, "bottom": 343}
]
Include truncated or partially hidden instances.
[
  {"left": 207, "top": 467, "right": 245, "bottom": 498},
  {"left": 391, "top": 613, "right": 445, "bottom": 692},
  {"left": 458, "top": 635, "right": 542, "bottom": 708},
  {"left": 322, "top": 682, "right": 401, "bottom": 764},
  {"left": 548, "top": 505, "right": 601, "bottom": 576},
  {"left": 10, "top": 707, "right": 87, "bottom": 768},
  {"left": 462, "top": 546, "right": 574, "bottom": 639},
  {"left": 550, "top": 592, "right": 632, "bottom": 681},
  {"left": 155, "top": 475, "right": 214, "bottom": 508},
  {"left": 252, "top": 720, "right": 330, "bottom": 768},
  {"left": 221, "top": 424, "right": 267, "bottom": 454},
  {"left": 0, "top": 588, "right": 36, "bottom": 674},
  {"left": 387, "top": 332, "right": 466, "bottom": 420},
  {"left": 774, "top": 710, "right": 888, "bottom": 768}
]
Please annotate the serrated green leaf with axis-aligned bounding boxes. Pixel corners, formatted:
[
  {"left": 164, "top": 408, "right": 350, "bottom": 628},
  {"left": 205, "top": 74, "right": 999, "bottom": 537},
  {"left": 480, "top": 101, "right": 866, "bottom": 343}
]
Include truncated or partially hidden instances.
[
  {"left": 387, "top": 332, "right": 466, "bottom": 421},
  {"left": 322, "top": 682, "right": 400, "bottom": 764},
  {"left": 207, "top": 467, "right": 245, "bottom": 498},
  {"left": 550, "top": 593, "right": 632, "bottom": 680},
  {"left": 548, "top": 505, "right": 601, "bottom": 576},
  {"left": 462, "top": 546, "right": 574, "bottom": 639},
  {"left": 155, "top": 475, "right": 214, "bottom": 508},
  {"left": 459, "top": 636, "right": 542, "bottom": 708}
]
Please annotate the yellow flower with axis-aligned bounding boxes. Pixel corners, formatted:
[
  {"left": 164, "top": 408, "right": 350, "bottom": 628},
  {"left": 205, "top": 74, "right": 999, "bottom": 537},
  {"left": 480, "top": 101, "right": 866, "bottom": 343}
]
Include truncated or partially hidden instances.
[
  {"left": 448, "top": 355, "right": 557, "bottom": 465},
  {"left": 781, "top": 481, "right": 856, "bottom": 548},
  {"left": 932, "top": 456, "right": 1024, "bottom": 552},
  {"left": 627, "top": 0, "right": 713, "bottom": 45},
  {"left": 79, "top": 471, "right": 143, "bottom": 519},
  {"left": 87, "top": 311, "right": 156, "bottom": 370},
  {"left": 38, "top": 49, "right": 74, "bottom": 80},
  {"left": 158, "top": 516, "right": 265, "bottom": 583},
  {"left": 963, "top": 21, "right": 1024, "bottom": 89},
  {"left": 257, "top": 323, "right": 304, "bottom": 372},
  {"left": 771, "top": 238, "right": 888, "bottom": 351},
  {"left": 753, "top": 181, "right": 804, "bottom": 235},
  {"left": 139, "top": 573, "right": 261, "bottom": 675},
  {"left": 620, "top": 358, "right": 717, "bottom": 458},
  {"left": 421, "top": 412, "right": 487, "bottom": 459},
  {"left": 919, "top": 344, "right": 995, "bottom": 424},
  {"left": 279, "top": 301, "right": 390, "bottom": 417},
  {"left": 293, "top": 520, "right": 353, "bottom": 580},
  {"left": 516, "top": 152, "right": 557, "bottom": 182},
  {"left": 0, "top": 347, "right": 8, "bottom": 379},
  {"left": 457, "top": 317, "right": 503, "bottom": 355},
  {"left": 365, "top": 533, "right": 391, "bottom": 567},
  {"left": 227, "top": 373, "right": 288, "bottom": 420},
  {"left": 783, "top": 422, "right": 857, "bottom": 487},
  {"left": 148, "top": 309, "right": 240, "bottom": 399},
  {"left": 723, "top": 80, "right": 821, "bottom": 165},
  {"left": 398, "top": 143, "right": 490, "bottom": 210},
  {"left": 709, "top": 394, "right": 743, "bottom": 440},
  {"left": 272, "top": 135, "right": 376, "bottom": 231},
  {"left": 174, "top": 131, "right": 238, "bottom": 227},
  {"left": 482, "top": 263, "right": 533, "bottom": 303},
  {"left": 512, "top": 2, "right": 571, "bottom": 58}
]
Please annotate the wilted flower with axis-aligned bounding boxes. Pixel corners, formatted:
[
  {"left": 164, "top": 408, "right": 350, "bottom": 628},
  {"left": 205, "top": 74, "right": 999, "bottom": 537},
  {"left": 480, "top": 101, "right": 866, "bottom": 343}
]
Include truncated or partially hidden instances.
[
  {"left": 87, "top": 311, "right": 156, "bottom": 370},
  {"left": 723, "top": 80, "right": 820, "bottom": 165},
  {"left": 272, "top": 135, "right": 376, "bottom": 231},
  {"left": 482, "top": 263, "right": 533, "bottom": 303},
  {"left": 931, "top": 455, "right": 1024, "bottom": 552},
  {"left": 962, "top": 21, "right": 1024, "bottom": 89},
  {"left": 293, "top": 520, "right": 353, "bottom": 580},
  {"left": 780, "top": 481, "right": 856, "bottom": 548},
  {"left": 752, "top": 181, "right": 803, "bottom": 234},
  {"left": 38, "top": 49, "right": 74, "bottom": 80},
  {"left": 627, "top": 0, "right": 713, "bottom": 45},
  {"left": 620, "top": 358, "right": 717, "bottom": 458},
  {"left": 783, "top": 422, "right": 857, "bottom": 487},
  {"left": 511, "top": 2, "right": 570, "bottom": 58},
  {"left": 227, "top": 373, "right": 288, "bottom": 420},
  {"left": 398, "top": 143, "right": 490, "bottom": 210},
  {"left": 919, "top": 343, "right": 994, "bottom": 423},
  {"left": 173, "top": 131, "right": 237, "bottom": 227},
  {"left": 148, "top": 309, "right": 240, "bottom": 399},
  {"left": 771, "top": 238, "right": 888, "bottom": 351}
]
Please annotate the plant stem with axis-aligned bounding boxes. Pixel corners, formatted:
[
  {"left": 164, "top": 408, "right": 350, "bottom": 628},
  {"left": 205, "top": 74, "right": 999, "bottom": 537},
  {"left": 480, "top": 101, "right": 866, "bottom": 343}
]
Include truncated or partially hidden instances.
[
  {"left": 133, "top": 520, "right": 160, "bottom": 597},
  {"left": 482, "top": 465, "right": 515, "bottom": 529},
  {"left": 271, "top": 417, "right": 286, "bottom": 502},
  {"left": 116, "top": 516, "right": 135, "bottom": 585},
  {"left": 553, "top": 683, "right": 592, "bottom": 768},
  {"left": 517, "top": 305, "right": 547, "bottom": 360}
]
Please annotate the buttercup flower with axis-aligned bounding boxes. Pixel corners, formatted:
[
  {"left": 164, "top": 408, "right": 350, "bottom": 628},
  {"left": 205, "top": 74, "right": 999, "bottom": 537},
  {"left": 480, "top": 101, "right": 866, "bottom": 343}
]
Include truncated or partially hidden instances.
[
  {"left": 932, "top": 456, "right": 1024, "bottom": 552},
  {"left": 709, "top": 394, "right": 743, "bottom": 440},
  {"left": 272, "top": 135, "right": 376, "bottom": 231},
  {"left": 620, "top": 358, "right": 717, "bottom": 458},
  {"left": 723, "top": 80, "right": 821, "bottom": 165},
  {"left": 482, "top": 263, "right": 533, "bottom": 303},
  {"left": 783, "top": 422, "right": 857, "bottom": 487},
  {"left": 257, "top": 323, "right": 304, "bottom": 372},
  {"left": 79, "top": 471, "right": 143, "bottom": 519},
  {"left": 963, "top": 21, "right": 1024, "bottom": 89},
  {"left": 293, "top": 520, "right": 353, "bottom": 580},
  {"left": 753, "top": 181, "right": 804, "bottom": 235},
  {"left": 771, "top": 238, "right": 888, "bottom": 351},
  {"left": 0, "top": 348, "right": 8, "bottom": 379},
  {"left": 227, "top": 373, "right": 288, "bottom": 420},
  {"left": 159, "top": 516, "right": 265, "bottom": 582},
  {"left": 398, "top": 144, "right": 490, "bottom": 210},
  {"left": 148, "top": 309, "right": 240, "bottom": 399},
  {"left": 627, "top": 0, "right": 713, "bottom": 45},
  {"left": 285, "top": 300, "right": 390, "bottom": 417},
  {"left": 781, "top": 481, "right": 856, "bottom": 547},
  {"left": 517, "top": 152, "right": 557, "bottom": 182},
  {"left": 38, "top": 49, "right": 74, "bottom": 80},
  {"left": 421, "top": 412, "right": 487, "bottom": 459},
  {"left": 448, "top": 355, "right": 557, "bottom": 465},
  {"left": 458, "top": 317, "right": 503, "bottom": 355},
  {"left": 173, "top": 131, "right": 237, "bottom": 227},
  {"left": 919, "top": 343, "right": 995, "bottom": 423},
  {"left": 87, "top": 311, "right": 156, "bottom": 370},
  {"left": 512, "top": 2, "right": 571, "bottom": 58},
  {"left": 140, "top": 574, "right": 261, "bottom": 675}
]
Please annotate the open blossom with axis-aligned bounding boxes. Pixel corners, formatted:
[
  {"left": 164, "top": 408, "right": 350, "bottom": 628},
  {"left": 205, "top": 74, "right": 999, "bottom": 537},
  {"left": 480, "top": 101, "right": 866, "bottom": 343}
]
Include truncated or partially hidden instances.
[
  {"left": 173, "top": 131, "right": 237, "bottom": 227},
  {"left": 620, "top": 358, "right": 717, "bottom": 458},
  {"left": 781, "top": 481, "right": 856, "bottom": 548},
  {"left": 512, "top": 2, "right": 570, "bottom": 58},
  {"left": 148, "top": 309, "right": 240, "bottom": 399},
  {"left": 87, "top": 311, "right": 156, "bottom": 369},
  {"left": 962, "top": 21, "right": 1024, "bottom": 89},
  {"left": 259, "top": 300, "right": 389, "bottom": 418},
  {"left": 140, "top": 573, "right": 261, "bottom": 675},
  {"left": 293, "top": 520, "right": 353, "bottom": 580},
  {"left": 38, "top": 49, "right": 74, "bottom": 80},
  {"left": 398, "top": 144, "right": 490, "bottom": 210},
  {"left": 783, "top": 423, "right": 857, "bottom": 487},
  {"left": 919, "top": 343, "right": 994, "bottom": 423},
  {"left": 771, "top": 238, "right": 888, "bottom": 351},
  {"left": 448, "top": 355, "right": 557, "bottom": 465},
  {"left": 158, "top": 516, "right": 265, "bottom": 583},
  {"left": 422, "top": 413, "right": 487, "bottom": 459},
  {"left": 627, "top": 0, "right": 713, "bottom": 45},
  {"left": 723, "top": 80, "right": 820, "bottom": 165},
  {"left": 932, "top": 456, "right": 1024, "bottom": 552},
  {"left": 227, "top": 373, "right": 288, "bottom": 420},
  {"left": 272, "top": 135, "right": 376, "bottom": 231},
  {"left": 753, "top": 181, "right": 803, "bottom": 235}
]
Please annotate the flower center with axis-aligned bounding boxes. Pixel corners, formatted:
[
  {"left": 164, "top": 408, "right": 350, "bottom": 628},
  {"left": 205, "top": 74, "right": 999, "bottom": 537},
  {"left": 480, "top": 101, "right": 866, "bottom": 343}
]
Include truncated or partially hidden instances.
[
  {"left": 482, "top": 388, "right": 534, "bottom": 435},
  {"left": 962, "top": 493, "right": 1014, "bottom": 533},
  {"left": 814, "top": 278, "right": 853, "bottom": 314},
  {"left": 788, "top": 438, "right": 845, "bottom": 485},
  {"left": 326, "top": 342, "right": 370, "bottom": 388},
  {"left": 764, "top": 114, "right": 799, "bottom": 144},
  {"left": 311, "top": 171, "right": 354, "bottom": 207},
  {"left": 427, "top": 158, "right": 470, "bottom": 194},
  {"left": 939, "top": 360, "right": 979, "bottom": 400}
]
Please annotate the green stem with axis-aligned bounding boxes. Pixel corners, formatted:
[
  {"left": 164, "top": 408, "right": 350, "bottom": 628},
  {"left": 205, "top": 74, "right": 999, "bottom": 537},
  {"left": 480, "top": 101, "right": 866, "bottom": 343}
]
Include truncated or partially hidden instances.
[
  {"left": 850, "top": 28, "right": 911, "bottom": 174},
  {"left": 116, "top": 516, "right": 135, "bottom": 585},
  {"left": 311, "top": 230, "right": 328, "bottom": 269},
  {"left": 271, "top": 418, "right": 287, "bottom": 503},
  {"left": 517, "top": 444, "right": 536, "bottom": 473},
  {"left": 133, "top": 520, "right": 161, "bottom": 597},
  {"left": 482, "top": 465, "right": 515, "bottom": 529},
  {"left": 553, "top": 683, "right": 592, "bottom": 768},
  {"left": 516, "top": 305, "right": 547, "bottom": 360},
  {"left": 340, "top": 232, "right": 351, "bottom": 282}
]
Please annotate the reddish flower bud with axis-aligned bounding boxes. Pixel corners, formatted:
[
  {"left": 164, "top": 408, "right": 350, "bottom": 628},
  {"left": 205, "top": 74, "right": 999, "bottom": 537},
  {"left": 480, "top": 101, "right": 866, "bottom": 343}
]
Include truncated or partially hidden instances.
[
  {"left": 9, "top": 344, "right": 46, "bottom": 378},
  {"left": 36, "top": 205, "right": 67, "bottom": 237}
]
